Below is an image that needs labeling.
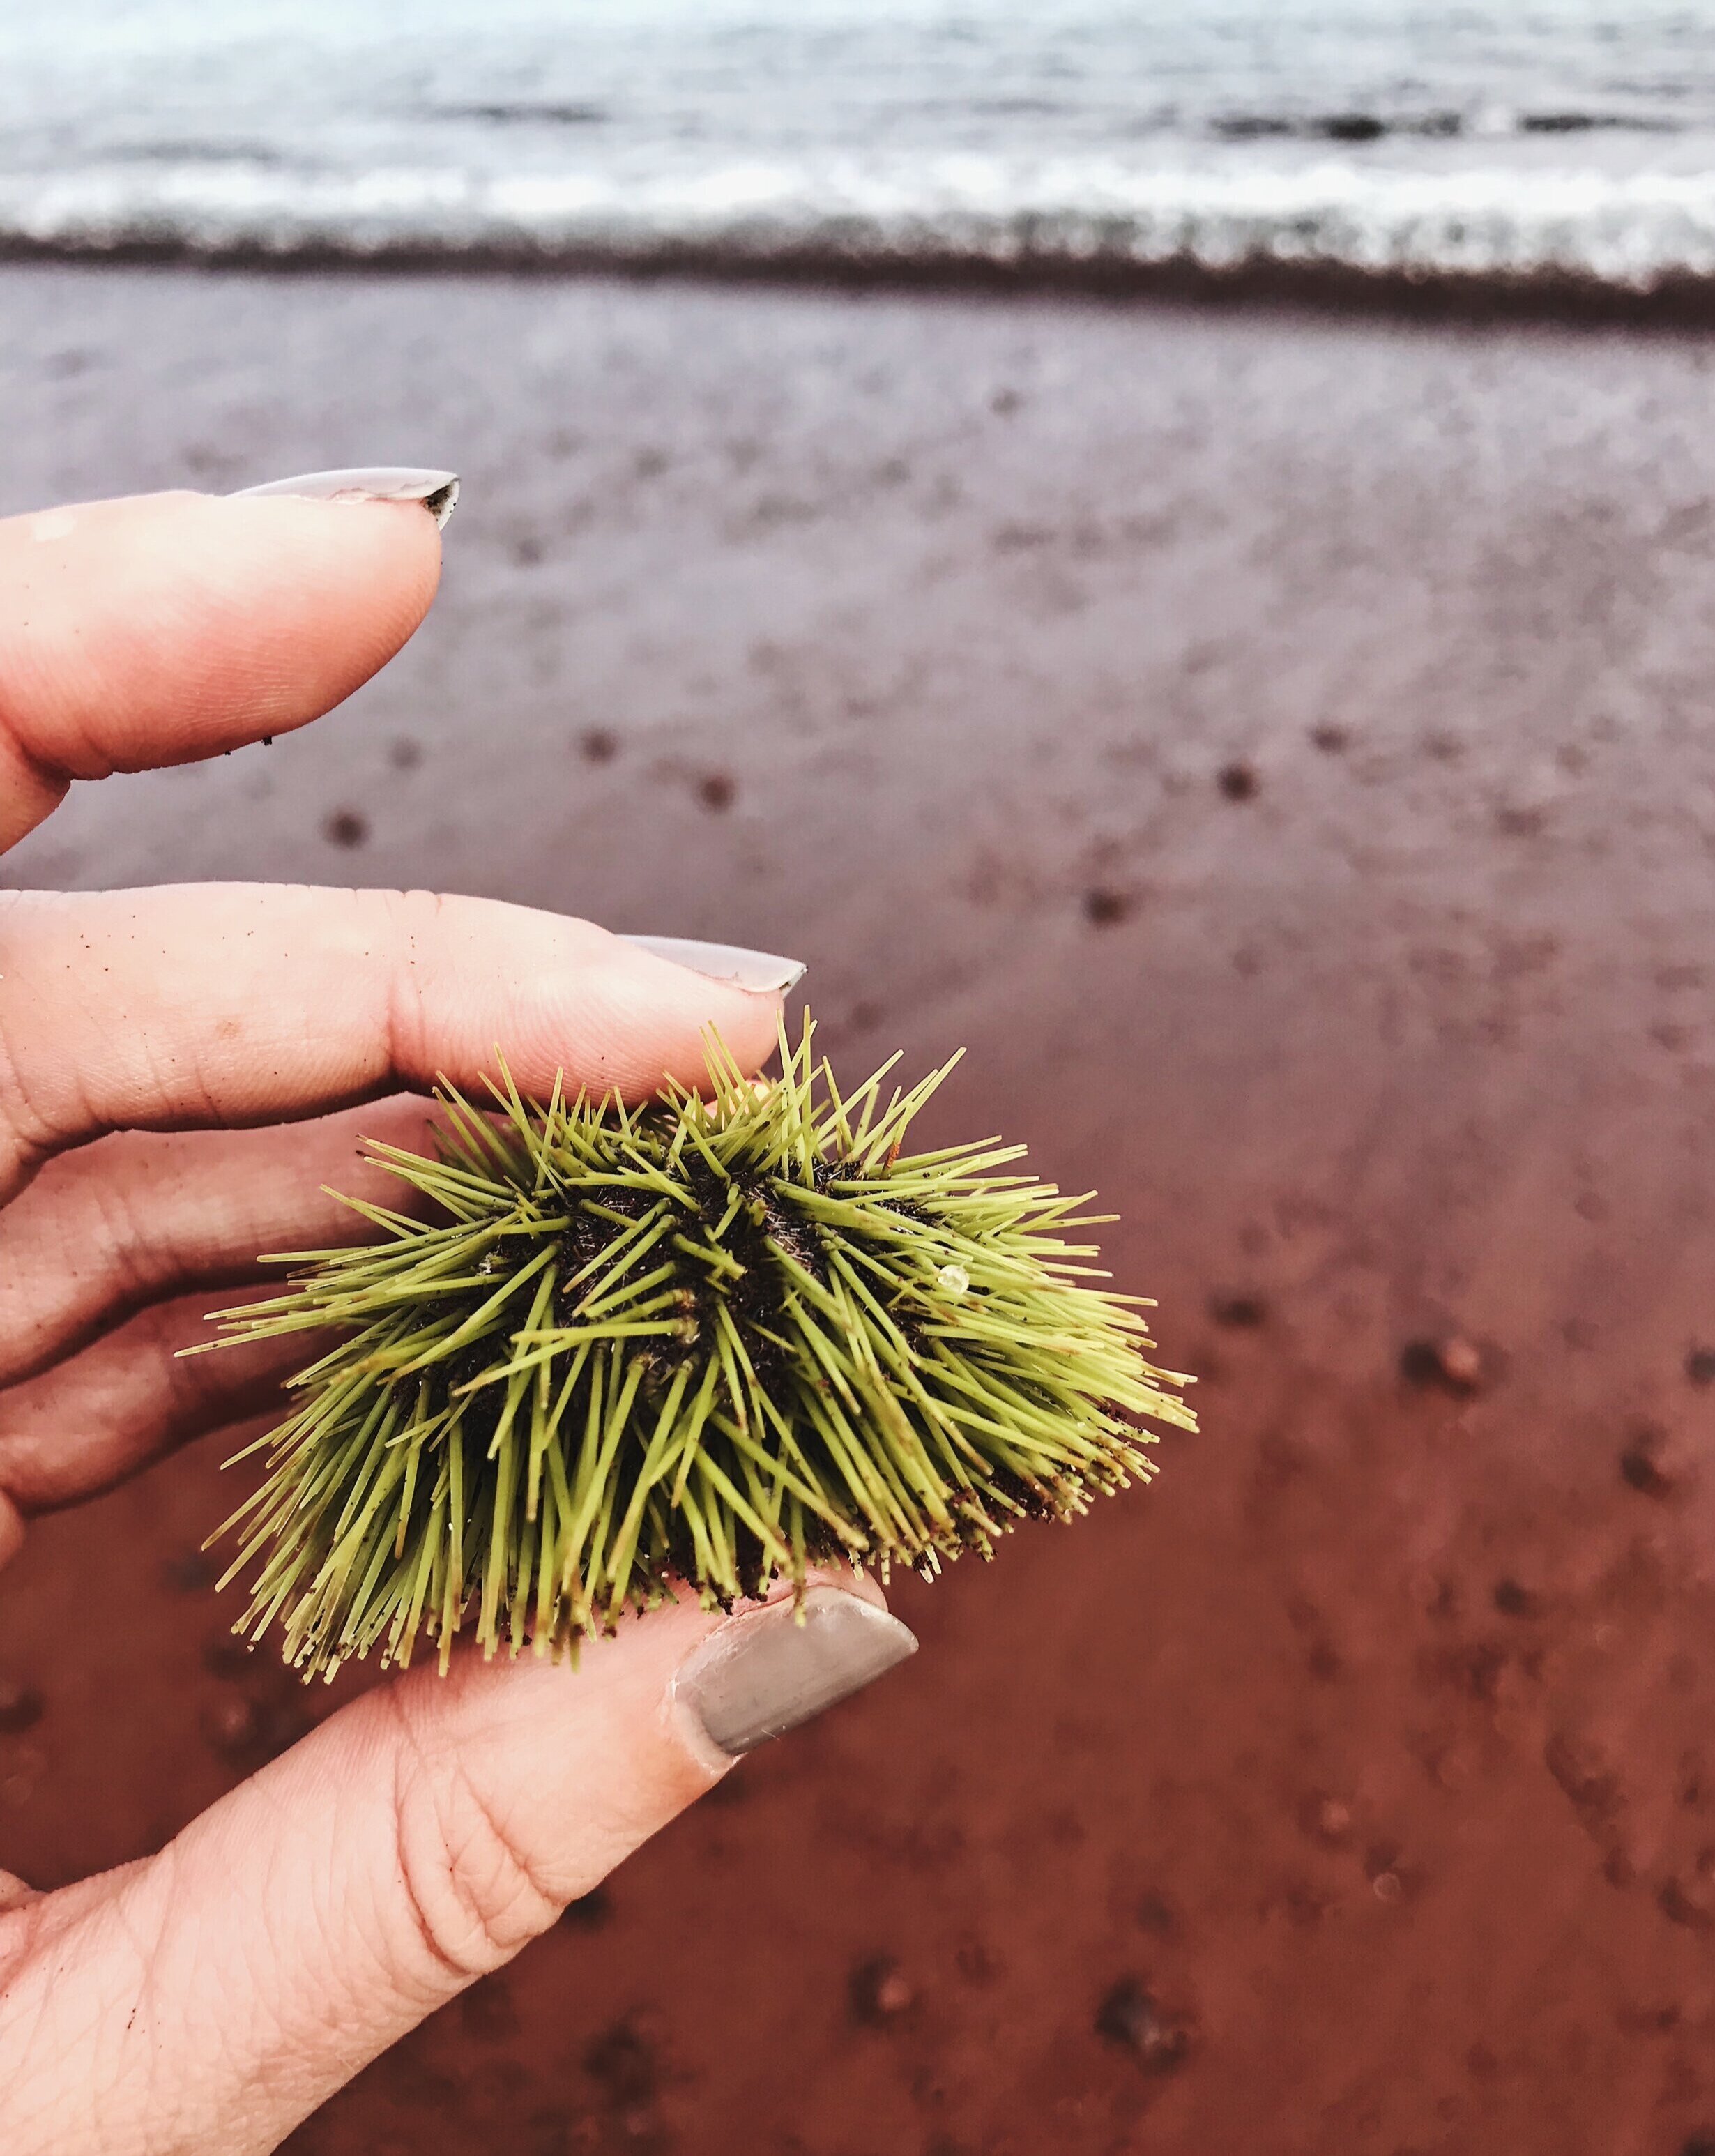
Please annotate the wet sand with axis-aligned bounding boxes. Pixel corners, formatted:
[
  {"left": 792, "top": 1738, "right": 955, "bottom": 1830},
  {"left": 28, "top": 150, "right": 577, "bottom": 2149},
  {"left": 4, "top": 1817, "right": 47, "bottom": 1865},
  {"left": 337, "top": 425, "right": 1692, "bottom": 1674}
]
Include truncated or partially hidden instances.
[{"left": 5, "top": 264, "right": 1715, "bottom": 2151}]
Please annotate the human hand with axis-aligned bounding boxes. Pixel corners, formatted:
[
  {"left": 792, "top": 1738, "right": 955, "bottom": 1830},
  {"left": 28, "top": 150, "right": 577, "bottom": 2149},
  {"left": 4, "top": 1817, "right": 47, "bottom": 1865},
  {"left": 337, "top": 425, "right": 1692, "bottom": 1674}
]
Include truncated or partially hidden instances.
[{"left": 0, "top": 478, "right": 915, "bottom": 2156}]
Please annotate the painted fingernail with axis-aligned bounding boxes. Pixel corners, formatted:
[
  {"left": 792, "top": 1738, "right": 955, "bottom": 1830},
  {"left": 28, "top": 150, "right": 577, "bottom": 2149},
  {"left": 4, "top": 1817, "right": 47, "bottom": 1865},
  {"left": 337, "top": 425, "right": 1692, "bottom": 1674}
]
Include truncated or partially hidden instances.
[
  {"left": 233, "top": 467, "right": 460, "bottom": 529},
  {"left": 674, "top": 1585, "right": 917, "bottom": 1758},
  {"left": 621, "top": 934, "right": 806, "bottom": 996}
]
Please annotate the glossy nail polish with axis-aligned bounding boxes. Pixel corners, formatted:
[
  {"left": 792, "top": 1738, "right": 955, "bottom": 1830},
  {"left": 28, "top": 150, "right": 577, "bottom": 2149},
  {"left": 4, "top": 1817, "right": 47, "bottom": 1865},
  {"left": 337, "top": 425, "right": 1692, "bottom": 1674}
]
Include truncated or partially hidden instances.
[
  {"left": 621, "top": 934, "right": 806, "bottom": 996},
  {"left": 234, "top": 467, "right": 460, "bottom": 528},
  {"left": 673, "top": 1585, "right": 917, "bottom": 1758}
]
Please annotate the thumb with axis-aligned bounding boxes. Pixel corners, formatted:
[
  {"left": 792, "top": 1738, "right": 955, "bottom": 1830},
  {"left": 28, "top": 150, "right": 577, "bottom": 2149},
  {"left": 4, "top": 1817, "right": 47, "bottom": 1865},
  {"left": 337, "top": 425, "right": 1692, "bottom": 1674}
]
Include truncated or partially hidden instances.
[{"left": 0, "top": 1579, "right": 914, "bottom": 2156}]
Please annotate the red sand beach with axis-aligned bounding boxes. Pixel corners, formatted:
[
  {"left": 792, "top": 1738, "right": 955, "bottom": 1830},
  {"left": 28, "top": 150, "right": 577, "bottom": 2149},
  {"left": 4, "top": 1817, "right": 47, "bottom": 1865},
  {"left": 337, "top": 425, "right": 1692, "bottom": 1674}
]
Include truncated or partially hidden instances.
[{"left": 5, "top": 264, "right": 1715, "bottom": 2153}]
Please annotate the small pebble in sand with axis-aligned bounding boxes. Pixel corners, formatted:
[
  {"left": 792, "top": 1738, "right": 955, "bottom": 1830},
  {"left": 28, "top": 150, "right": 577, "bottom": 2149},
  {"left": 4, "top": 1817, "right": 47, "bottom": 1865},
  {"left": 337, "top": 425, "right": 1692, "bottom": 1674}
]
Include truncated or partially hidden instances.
[
  {"left": 1492, "top": 1577, "right": 1543, "bottom": 1618},
  {"left": 1095, "top": 1978, "right": 1195, "bottom": 2072},
  {"left": 849, "top": 1955, "right": 915, "bottom": 2024},
  {"left": 0, "top": 1678, "right": 44, "bottom": 1736},
  {"left": 323, "top": 808, "right": 369, "bottom": 849},
  {"left": 1308, "top": 1796, "right": 1352, "bottom": 1846},
  {"left": 1209, "top": 1293, "right": 1267, "bottom": 1329},
  {"left": 201, "top": 1694, "right": 259, "bottom": 1758},
  {"left": 1371, "top": 1872, "right": 1403, "bottom": 1904},
  {"left": 579, "top": 727, "right": 618, "bottom": 764},
  {"left": 1082, "top": 886, "right": 1132, "bottom": 927},
  {"left": 1309, "top": 724, "right": 1349, "bottom": 754},
  {"left": 1217, "top": 761, "right": 1258, "bottom": 802},
  {"left": 1400, "top": 1336, "right": 1483, "bottom": 1393},
  {"left": 1686, "top": 1347, "right": 1715, "bottom": 1388},
  {"left": 696, "top": 771, "right": 736, "bottom": 812},
  {"left": 1438, "top": 1337, "right": 1484, "bottom": 1388},
  {"left": 1619, "top": 1431, "right": 1673, "bottom": 1499},
  {"left": 388, "top": 737, "right": 422, "bottom": 771}
]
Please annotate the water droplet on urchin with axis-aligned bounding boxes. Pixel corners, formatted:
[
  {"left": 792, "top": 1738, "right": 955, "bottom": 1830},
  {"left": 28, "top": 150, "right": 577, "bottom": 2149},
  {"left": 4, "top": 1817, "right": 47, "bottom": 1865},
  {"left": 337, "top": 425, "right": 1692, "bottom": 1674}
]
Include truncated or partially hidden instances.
[{"left": 937, "top": 1263, "right": 971, "bottom": 1298}]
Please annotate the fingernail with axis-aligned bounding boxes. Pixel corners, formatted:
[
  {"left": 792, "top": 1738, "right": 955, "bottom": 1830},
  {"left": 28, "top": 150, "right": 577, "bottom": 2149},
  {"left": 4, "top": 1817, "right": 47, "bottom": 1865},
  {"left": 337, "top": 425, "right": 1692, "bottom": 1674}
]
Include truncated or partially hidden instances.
[
  {"left": 233, "top": 467, "right": 460, "bottom": 529},
  {"left": 621, "top": 934, "right": 806, "bottom": 996},
  {"left": 673, "top": 1584, "right": 917, "bottom": 1758}
]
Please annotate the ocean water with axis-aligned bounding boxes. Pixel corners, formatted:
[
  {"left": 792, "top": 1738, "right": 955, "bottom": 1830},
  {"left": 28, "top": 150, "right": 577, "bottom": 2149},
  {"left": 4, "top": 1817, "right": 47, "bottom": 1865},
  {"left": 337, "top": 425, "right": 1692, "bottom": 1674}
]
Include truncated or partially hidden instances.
[{"left": 5, "top": 0, "right": 1715, "bottom": 296}]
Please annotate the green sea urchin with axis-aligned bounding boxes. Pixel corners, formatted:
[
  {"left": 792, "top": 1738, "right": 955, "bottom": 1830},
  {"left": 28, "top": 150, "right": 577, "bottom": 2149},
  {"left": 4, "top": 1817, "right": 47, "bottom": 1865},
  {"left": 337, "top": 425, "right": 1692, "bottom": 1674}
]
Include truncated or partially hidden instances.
[{"left": 206, "top": 1017, "right": 1194, "bottom": 1680}]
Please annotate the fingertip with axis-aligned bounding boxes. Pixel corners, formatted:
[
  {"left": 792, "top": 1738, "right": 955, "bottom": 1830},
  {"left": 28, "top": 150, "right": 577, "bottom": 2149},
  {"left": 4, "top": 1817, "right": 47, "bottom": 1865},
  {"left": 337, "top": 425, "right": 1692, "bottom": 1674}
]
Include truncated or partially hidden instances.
[
  {"left": 0, "top": 886, "right": 791, "bottom": 1175},
  {"left": 596, "top": 932, "right": 794, "bottom": 1084},
  {"left": 421, "top": 904, "right": 790, "bottom": 1103},
  {"left": 0, "top": 489, "right": 445, "bottom": 810},
  {"left": 206, "top": 490, "right": 443, "bottom": 662}
]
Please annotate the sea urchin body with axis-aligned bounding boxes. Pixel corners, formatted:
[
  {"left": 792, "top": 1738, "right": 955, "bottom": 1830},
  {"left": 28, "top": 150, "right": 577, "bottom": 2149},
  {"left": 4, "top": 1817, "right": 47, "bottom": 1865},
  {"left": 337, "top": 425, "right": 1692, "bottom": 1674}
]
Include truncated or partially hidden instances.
[{"left": 207, "top": 1018, "right": 1195, "bottom": 1680}]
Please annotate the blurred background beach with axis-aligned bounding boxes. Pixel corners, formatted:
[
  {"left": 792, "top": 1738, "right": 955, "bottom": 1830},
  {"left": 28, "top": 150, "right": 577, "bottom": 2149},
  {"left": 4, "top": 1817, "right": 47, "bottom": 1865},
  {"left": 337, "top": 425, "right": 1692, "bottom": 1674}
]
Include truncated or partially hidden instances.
[{"left": 6, "top": 5, "right": 1715, "bottom": 2153}]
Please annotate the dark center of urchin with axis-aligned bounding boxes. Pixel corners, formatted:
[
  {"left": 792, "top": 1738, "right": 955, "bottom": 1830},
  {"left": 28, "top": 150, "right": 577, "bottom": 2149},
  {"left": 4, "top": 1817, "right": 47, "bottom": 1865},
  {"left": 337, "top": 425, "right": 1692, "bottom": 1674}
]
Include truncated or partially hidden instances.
[
  {"left": 436, "top": 1157, "right": 869, "bottom": 1425},
  {"left": 678, "top": 1156, "right": 841, "bottom": 1379},
  {"left": 426, "top": 1160, "right": 862, "bottom": 1593}
]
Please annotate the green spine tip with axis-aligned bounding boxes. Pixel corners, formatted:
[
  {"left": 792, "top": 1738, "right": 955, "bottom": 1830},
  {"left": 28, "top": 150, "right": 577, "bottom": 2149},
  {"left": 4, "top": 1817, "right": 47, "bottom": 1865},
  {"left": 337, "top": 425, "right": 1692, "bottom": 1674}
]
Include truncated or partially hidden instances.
[{"left": 203, "top": 1014, "right": 1196, "bottom": 1680}]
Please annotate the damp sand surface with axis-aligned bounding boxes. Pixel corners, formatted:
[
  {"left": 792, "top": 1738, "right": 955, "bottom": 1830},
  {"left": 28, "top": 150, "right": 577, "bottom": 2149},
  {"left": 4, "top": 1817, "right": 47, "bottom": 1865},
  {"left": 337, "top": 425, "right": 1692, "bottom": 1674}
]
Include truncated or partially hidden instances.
[{"left": 6, "top": 266, "right": 1715, "bottom": 2150}]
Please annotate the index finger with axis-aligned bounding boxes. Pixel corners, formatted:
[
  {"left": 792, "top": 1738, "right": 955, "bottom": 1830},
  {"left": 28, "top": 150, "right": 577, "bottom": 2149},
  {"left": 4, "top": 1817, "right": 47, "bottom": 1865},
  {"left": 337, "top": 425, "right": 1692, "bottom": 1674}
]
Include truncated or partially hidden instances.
[
  {"left": 0, "top": 485, "right": 445, "bottom": 851},
  {"left": 0, "top": 887, "right": 802, "bottom": 1203}
]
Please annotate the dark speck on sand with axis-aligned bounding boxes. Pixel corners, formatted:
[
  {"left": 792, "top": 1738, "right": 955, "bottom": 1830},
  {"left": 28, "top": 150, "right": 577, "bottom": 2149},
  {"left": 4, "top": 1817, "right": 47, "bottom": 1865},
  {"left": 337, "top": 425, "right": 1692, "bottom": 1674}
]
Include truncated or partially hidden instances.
[
  {"left": 1082, "top": 886, "right": 1132, "bottom": 926},
  {"left": 1217, "top": 761, "right": 1258, "bottom": 800}
]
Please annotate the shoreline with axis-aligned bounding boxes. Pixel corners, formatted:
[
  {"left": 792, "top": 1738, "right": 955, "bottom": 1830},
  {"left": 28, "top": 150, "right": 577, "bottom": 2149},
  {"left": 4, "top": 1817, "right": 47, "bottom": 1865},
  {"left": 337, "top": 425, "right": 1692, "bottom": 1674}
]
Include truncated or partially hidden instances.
[{"left": 8, "top": 234, "right": 1715, "bottom": 329}]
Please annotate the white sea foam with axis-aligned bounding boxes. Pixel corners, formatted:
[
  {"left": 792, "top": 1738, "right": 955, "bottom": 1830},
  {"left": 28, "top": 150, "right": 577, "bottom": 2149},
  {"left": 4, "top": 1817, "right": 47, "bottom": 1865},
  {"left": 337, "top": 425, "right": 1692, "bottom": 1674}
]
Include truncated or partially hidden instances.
[
  {"left": 13, "top": 154, "right": 1715, "bottom": 290},
  {"left": 7, "top": 0, "right": 1715, "bottom": 294}
]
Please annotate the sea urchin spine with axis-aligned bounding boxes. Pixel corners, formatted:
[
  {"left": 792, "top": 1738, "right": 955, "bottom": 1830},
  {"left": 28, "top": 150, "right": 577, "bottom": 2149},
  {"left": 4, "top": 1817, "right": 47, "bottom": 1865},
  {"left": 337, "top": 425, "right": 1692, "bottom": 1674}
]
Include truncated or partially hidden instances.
[{"left": 204, "top": 1016, "right": 1195, "bottom": 1680}]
